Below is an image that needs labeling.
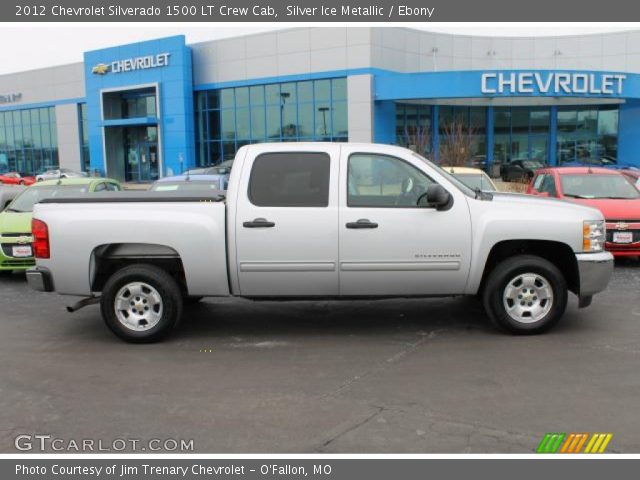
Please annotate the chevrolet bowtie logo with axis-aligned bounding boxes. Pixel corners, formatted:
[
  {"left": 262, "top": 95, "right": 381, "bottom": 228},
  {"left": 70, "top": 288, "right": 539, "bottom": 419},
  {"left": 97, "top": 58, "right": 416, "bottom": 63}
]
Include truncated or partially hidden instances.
[
  {"left": 16, "top": 236, "right": 32, "bottom": 245},
  {"left": 615, "top": 222, "right": 630, "bottom": 230},
  {"left": 91, "top": 63, "right": 110, "bottom": 75}
]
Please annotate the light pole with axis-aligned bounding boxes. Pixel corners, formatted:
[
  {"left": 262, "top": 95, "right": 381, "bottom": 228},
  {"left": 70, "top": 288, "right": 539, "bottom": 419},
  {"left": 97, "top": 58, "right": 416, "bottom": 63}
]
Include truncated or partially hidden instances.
[{"left": 318, "top": 106, "right": 330, "bottom": 137}]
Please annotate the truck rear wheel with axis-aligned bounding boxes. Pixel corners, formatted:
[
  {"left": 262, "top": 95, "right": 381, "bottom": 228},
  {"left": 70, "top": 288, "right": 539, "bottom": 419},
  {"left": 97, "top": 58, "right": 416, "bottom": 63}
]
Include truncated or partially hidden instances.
[
  {"left": 100, "top": 264, "right": 183, "bottom": 343},
  {"left": 482, "top": 255, "right": 567, "bottom": 334}
]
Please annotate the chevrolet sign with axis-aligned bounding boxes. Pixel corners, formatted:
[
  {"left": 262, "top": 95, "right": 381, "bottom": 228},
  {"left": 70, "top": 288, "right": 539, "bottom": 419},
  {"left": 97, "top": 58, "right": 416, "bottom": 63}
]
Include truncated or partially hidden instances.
[
  {"left": 91, "top": 53, "right": 170, "bottom": 75},
  {"left": 481, "top": 72, "right": 626, "bottom": 95},
  {"left": 91, "top": 64, "right": 110, "bottom": 75}
]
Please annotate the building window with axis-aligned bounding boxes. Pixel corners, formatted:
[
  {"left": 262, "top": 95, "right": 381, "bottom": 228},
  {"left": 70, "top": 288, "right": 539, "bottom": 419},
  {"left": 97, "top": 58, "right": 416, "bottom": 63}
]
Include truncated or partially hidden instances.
[
  {"left": 102, "top": 87, "right": 157, "bottom": 120},
  {"left": 0, "top": 106, "right": 58, "bottom": 176},
  {"left": 78, "top": 103, "right": 90, "bottom": 173},
  {"left": 493, "top": 107, "right": 550, "bottom": 166},
  {"left": 195, "top": 78, "right": 348, "bottom": 167},
  {"left": 556, "top": 106, "right": 618, "bottom": 164},
  {"left": 395, "top": 104, "right": 432, "bottom": 155}
]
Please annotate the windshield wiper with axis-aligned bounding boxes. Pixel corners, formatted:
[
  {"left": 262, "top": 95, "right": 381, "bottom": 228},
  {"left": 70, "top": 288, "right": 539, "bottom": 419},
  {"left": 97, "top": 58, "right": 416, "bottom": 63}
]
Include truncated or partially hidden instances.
[
  {"left": 563, "top": 193, "right": 591, "bottom": 199},
  {"left": 601, "top": 196, "right": 634, "bottom": 200},
  {"left": 4, "top": 207, "right": 26, "bottom": 213}
]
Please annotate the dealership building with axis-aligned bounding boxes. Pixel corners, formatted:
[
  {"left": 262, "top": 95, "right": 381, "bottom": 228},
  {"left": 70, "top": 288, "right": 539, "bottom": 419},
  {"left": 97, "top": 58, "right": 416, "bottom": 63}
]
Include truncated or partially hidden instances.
[{"left": 1, "top": 27, "right": 640, "bottom": 182}]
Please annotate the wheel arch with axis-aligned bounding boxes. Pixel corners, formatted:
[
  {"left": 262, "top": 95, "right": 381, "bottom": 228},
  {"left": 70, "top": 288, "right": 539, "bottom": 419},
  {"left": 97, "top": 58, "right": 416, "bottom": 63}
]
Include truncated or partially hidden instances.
[
  {"left": 90, "top": 243, "right": 188, "bottom": 294},
  {"left": 478, "top": 240, "right": 579, "bottom": 296}
]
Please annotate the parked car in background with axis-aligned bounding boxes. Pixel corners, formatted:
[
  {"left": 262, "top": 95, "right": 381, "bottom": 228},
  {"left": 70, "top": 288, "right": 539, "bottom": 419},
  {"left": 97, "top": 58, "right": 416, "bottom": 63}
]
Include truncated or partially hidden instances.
[
  {"left": 182, "top": 160, "right": 234, "bottom": 190},
  {"left": 36, "top": 168, "right": 87, "bottom": 182},
  {"left": 0, "top": 185, "right": 25, "bottom": 211},
  {"left": 0, "top": 172, "right": 36, "bottom": 186},
  {"left": 0, "top": 178, "right": 121, "bottom": 274},
  {"left": 150, "top": 175, "right": 226, "bottom": 194},
  {"left": 528, "top": 167, "right": 640, "bottom": 257},
  {"left": 443, "top": 166, "right": 498, "bottom": 192},
  {"left": 501, "top": 159, "right": 545, "bottom": 182}
]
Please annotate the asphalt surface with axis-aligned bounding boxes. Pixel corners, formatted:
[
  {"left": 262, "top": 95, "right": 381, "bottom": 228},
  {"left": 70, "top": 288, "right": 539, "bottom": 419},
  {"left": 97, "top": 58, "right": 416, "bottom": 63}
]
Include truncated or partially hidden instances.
[{"left": 1, "top": 259, "right": 639, "bottom": 454}]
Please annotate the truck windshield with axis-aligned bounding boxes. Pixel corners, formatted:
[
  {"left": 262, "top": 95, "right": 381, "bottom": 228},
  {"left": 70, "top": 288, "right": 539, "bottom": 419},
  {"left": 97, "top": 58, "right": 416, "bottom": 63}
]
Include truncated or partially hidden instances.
[
  {"left": 453, "top": 173, "right": 497, "bottom": 192},
  {"left": 412, "top": 153, "right": 476, "bottom": 197},
  {"left": 560, "top": 174, "right": 640, "bottom": 199},
  {"left": 6, "top": 185, "right": 90, "bottom": 213}
]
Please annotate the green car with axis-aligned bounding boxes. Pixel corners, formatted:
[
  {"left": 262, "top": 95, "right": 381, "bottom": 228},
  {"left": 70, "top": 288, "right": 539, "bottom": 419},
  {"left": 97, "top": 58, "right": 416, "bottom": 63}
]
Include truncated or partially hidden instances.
[{"left": 0, "top": 177, "right": 122, "bottom": 274}]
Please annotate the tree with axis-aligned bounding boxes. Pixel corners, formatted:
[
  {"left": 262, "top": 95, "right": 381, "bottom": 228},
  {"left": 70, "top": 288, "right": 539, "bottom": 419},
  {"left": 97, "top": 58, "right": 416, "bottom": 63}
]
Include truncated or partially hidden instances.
[
  {"left": 439, "top": 121, "right": 476, "bottom": 167},
  {"left": 399, "top": 125, "right": 431, "bottom": 156}
]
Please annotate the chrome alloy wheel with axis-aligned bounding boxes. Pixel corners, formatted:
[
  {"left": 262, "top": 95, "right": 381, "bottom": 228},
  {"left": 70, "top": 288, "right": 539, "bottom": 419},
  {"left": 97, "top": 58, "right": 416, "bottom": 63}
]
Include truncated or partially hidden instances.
[
  {"left": 114, "top": 282, "right": 163, "bottom": 331},
  {"left": 502, "top": 273, "right": 554, "bottom": 324}
]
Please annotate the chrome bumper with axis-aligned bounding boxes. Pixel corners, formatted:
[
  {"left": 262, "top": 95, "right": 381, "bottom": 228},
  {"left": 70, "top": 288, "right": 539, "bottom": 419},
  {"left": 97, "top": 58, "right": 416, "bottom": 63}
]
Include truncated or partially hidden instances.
[
  {"left": 26, "top": 267, "right": 54, "bottom": 292},
  {"left": 575, "top": 251, "right": 614, "bottom": 299}
]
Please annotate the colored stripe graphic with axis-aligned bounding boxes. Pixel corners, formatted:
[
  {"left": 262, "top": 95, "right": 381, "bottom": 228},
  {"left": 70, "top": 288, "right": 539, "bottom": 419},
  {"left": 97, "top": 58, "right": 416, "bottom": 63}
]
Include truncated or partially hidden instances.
[
  {"left": 560, "top": 433, "right": 589, "bottom": 453},
  {"left": 536, "top": 433, "right": 566, "bottom": 453},
  {"left": 538, "top": 432, "right": 613, "bottom": 453},
  {"left": 584, "top": 433, "right": 613, "bottom": 453}
]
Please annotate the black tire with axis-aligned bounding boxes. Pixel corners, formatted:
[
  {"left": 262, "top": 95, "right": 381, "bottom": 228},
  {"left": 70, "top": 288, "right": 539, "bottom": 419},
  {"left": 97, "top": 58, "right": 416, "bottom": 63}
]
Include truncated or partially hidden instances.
[
  {"left": 100, "top": 264, "right": 183, "bottom": 343},
  {"left": 0, "top": 270, "right": 13, "bottom": 276},
  {"left": 482, "top": 255, "right": 567, "bottom": 335},
  {"left": 184, "top": 296, "right": 204, "bottom": 305}
]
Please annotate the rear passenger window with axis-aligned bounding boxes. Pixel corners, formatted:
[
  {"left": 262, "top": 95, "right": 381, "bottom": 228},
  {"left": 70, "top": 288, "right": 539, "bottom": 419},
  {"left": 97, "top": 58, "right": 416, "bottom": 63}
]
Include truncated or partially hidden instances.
[{"left": 249, "top": 152, "right": 330, "bottom": 207}]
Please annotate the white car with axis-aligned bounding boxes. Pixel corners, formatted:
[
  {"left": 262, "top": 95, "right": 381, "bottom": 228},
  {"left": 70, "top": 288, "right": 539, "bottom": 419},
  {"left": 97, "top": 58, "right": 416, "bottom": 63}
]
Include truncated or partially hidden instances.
[
  {"left": 36, "top": 168, "right": 87, "bottom": 182},
  {"left": 442, "top": 166, "right": 498, "bottom": 192},
  {"left": 27, "top": 143, "right": 613, "bottom": 342}
]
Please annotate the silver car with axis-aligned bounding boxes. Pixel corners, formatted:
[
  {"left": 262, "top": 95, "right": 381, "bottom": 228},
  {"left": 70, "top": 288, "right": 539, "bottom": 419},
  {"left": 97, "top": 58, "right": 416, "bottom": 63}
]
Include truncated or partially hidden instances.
[{"left": 36, "top": 168, "right": 87, "bottom": 182}]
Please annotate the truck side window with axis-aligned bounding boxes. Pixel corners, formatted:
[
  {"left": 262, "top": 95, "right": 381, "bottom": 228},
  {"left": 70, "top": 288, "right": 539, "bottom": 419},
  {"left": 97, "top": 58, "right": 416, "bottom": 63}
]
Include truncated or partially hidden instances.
[
  {"left": 249, "top": 152, "right": 330, "bottom": 207},
  {"left": 348, "top": 153, "right": 435, "bottom": 207}
]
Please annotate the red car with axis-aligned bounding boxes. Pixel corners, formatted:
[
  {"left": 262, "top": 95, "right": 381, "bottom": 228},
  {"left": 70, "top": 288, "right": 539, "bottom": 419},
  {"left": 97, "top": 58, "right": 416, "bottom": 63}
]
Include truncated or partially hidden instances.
[
  {"left": 0, "top": 172, "right": 36, "bottom": 186},
  {"left": 527, "top": 166, "right": 640, "bottom": 257}
]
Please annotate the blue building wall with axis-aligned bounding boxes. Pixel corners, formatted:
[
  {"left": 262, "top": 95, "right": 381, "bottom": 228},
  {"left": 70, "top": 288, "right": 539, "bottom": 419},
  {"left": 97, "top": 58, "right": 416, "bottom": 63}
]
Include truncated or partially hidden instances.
[
  {"left": 83, "top": 36, "right": 194, "bottom": 177},
  {"left": 617, "top": 100, "right": 640, "bottom": 166}
]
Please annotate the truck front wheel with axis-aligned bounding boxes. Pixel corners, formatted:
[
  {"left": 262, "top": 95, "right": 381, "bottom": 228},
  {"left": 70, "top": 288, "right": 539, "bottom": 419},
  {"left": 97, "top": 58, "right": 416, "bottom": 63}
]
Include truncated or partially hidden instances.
[
  {"left": 100, "top": 264, "right": 183, "bottom": 343},
  {"left": 482, "top": 255, "right": 567, "bottom": 334}
]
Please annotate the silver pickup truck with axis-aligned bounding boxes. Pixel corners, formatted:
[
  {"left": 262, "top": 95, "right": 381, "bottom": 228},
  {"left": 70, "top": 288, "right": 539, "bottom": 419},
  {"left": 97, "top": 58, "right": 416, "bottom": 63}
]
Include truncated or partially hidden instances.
[{"left": 27, "top": 143, "right": 614, "bottom": 342}]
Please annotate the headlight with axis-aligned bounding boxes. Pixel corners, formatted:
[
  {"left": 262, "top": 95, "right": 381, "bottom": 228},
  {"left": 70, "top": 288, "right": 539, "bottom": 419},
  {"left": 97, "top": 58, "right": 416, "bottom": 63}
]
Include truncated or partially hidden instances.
[{"left": 583, "top": 220, "right": 605, "bottom": 252}]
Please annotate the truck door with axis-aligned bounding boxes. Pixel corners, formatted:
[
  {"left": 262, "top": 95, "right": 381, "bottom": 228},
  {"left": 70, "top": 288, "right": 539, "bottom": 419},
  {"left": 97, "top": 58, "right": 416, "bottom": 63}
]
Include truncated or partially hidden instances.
[
  {"left": 233, "top": 146, "right": 340, "bottom": 296},
  {"left": 338, "top": 148, "right": 472, "bottom": 296}
]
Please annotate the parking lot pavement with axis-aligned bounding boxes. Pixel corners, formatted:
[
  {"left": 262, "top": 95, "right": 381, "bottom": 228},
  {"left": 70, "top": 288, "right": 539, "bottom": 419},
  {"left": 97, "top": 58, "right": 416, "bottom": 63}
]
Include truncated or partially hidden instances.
[{"left": 1, "top": 260, "right": 639, "bottom": 454}]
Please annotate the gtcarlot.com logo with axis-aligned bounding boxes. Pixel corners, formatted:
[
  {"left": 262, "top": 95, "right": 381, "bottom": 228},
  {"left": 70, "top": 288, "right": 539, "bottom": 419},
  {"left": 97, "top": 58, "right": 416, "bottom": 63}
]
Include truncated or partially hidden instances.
[
  {"left": 14, "top": 434, "right": 194, "bottom": 452},
  {"left": 536, "top": 433, "right": 613, "bottom": 454}
]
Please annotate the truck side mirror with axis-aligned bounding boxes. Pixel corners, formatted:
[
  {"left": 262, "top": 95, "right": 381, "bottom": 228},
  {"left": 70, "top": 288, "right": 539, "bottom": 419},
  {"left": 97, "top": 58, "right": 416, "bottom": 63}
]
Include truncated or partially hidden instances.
[{"left": 418, "top": 184, "right": 453, "bottom": 211}]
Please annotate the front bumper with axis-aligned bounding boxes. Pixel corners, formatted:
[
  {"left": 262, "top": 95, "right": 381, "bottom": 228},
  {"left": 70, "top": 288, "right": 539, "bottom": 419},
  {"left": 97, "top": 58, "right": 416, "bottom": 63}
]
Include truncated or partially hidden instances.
[
  {"left": 26, "top": 267, "right": 54, "bottom": 292},
  {"left": 575, "top": 251, "right": 614, "bottom": 298}
]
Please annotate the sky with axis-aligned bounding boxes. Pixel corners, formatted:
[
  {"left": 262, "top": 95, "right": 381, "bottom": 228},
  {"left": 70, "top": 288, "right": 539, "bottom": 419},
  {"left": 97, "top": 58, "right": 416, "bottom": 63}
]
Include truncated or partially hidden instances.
[{"left": 0, "top": 25, "right": 635, "bottom": 75}]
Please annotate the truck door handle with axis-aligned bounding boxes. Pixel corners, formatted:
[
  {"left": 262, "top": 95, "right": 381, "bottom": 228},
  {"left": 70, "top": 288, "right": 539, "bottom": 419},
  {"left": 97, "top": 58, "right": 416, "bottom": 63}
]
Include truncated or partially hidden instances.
[
  {"left": 243, "top": 218, "right": 276, "bottom": 228},
  {"left": 346, "top": 219, "right": 378, "bottom": 229}
]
